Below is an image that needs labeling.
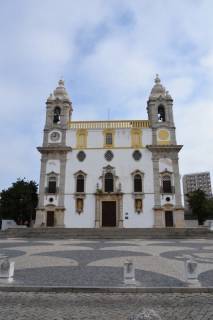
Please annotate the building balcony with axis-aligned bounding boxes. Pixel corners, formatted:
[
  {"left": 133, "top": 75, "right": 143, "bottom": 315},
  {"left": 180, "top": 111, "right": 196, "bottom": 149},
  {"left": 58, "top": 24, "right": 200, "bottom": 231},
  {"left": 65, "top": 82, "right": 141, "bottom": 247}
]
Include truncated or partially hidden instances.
[{"left": 45, "top": 187, "right": 59, "bottom": 194}]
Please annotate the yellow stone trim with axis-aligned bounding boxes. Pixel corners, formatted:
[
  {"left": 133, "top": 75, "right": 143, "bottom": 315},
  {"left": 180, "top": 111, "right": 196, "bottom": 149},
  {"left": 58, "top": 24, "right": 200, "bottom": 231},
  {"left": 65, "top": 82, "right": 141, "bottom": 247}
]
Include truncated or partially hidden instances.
[
  {"left": 72, "top": 146, "right": 146, "bottom": 150},
  {"left": 131, "top": 128, "right": 143, "bottom": 148},
  {"left": 76, "top": 129, "right": 88, "bottom": 149},
  {"left": 103, "top": 129, "right": 115, "bottom": 148},
  {"left": 69, "top": 120, "right": 150, "bottom": 129}
]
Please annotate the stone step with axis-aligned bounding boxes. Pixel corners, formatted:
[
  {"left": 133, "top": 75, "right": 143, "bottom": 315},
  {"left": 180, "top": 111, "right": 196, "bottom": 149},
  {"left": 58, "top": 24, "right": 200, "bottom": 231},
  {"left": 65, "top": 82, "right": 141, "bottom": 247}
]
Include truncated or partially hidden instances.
[{"left": 0, "top": 227, "right": 212, "bottom": 239}]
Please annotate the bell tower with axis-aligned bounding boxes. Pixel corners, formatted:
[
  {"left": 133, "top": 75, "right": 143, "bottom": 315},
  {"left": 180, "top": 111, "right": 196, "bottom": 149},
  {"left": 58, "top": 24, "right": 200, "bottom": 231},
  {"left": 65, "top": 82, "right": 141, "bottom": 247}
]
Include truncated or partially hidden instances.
[
  {"left": 147, "top": 74, "right": 176, "bottom": 145},
  {"left": 43, "top": 79, "right": 73, "bottom": 147},
  {"left": 147, "top": 75, "right": 185, "bottom": 228},
  {"left": 35, "top": 80, "right": 72, "bottom": 228}
]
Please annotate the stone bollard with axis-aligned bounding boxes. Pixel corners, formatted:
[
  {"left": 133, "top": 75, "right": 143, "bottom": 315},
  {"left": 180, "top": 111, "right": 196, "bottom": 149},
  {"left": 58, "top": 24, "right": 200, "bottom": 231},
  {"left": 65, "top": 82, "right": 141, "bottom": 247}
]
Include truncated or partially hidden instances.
[
  {"left": 0, "top": 256, "right": 15, "bottom": 279},
  {"left": 185, "top": 257, "right": 200, "bottom": 287},
  {"left": 209, "top": 221, "right": 213, "bottom": 231},
  {"left": 123, "top": 259, "right": 136, "bottom": 285},
  {"left": 129, "top": 309, "right": 162, "bottom": 320}
]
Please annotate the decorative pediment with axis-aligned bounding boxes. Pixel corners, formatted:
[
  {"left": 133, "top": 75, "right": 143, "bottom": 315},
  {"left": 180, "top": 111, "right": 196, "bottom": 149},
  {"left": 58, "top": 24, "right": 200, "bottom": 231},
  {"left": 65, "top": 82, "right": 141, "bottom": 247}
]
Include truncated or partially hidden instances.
[
  {"left": 74, "top": 170, "right": 87, "bottom": 177},
  {"left": 159, "top": 168, "right": 173, "bottom": 175},
  {"left": 131, "top": 170, "right": 144, "bottom": 176},
  {"left": 103, "top": 165, "right": 114, "bottom": 172},
  {"left": 46, "top": 171, "right": 59, "bottom": 176}
]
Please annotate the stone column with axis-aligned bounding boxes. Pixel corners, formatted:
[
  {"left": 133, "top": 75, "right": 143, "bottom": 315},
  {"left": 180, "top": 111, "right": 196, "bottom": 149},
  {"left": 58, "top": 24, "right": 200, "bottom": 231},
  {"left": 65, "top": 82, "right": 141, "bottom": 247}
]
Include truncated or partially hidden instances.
[
  {"left": 153, "top": 157, "right": 161, "bottom": 207},
  {"left": 172, "top": 158, "right": 182, "bottom": 208}
]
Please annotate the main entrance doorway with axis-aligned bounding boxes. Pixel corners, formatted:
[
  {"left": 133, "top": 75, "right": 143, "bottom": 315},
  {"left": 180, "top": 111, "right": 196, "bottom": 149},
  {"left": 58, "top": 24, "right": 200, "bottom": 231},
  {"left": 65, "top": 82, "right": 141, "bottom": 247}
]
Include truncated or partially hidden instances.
[
  {"left": 46, "top": 211, "right": 54, "bottom": 227},
  {"left": 102, "top": 201, "right": 116, "bottom": 227},
  {"left": 165, "top": 211, "right": 174, "bottom": 227}
]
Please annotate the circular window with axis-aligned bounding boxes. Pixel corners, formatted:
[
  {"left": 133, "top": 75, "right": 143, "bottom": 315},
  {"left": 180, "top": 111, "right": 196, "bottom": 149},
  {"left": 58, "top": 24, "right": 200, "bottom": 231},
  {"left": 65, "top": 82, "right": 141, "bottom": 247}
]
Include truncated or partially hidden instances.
[
  {"left": 105, "top": 150, "right": 114, "bottom": 161},
  {"left": 49, "top": 197, "right": 54, "bottom": 203},
  {"left": 77, "top": 151, "right": 86, "bottom": 162},
  {"left": 166, "top": 197, "right": 171, "bottom": 202},
  {"left": 132, "top": 150, "right": 142, "bottom": 161}
]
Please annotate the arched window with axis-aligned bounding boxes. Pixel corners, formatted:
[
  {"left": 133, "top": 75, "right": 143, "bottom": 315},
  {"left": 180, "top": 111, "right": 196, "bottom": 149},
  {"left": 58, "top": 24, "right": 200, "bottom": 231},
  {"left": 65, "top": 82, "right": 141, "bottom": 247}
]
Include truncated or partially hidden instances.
[
  {"left": 76, "top": 174, "right": 84, "bottom": 193},
  {"left": 105, "top": 172, "right": 114, "bottom": 192},
  {"left": 158, "top": 105, "right": 166, "bottom": 122},
  {"left": 134, "top": 174, "right": 142, "bottom": 192},
  {"left": 53, "top": 107, "right": 61, "bottom": 124},
  {"left": 48, "top": 176, "right": 57, "bottom": 193},
  {"left": 162, "top": 175, "right": 172, "bottom": 193}
]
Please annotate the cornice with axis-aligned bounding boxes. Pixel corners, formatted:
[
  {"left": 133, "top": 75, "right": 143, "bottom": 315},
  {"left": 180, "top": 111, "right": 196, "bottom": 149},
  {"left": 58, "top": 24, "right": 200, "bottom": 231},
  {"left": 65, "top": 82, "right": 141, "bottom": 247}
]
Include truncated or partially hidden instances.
[
  {"left": 37, "top": 146, "right": 72, "bottom": 154},
  {"left": 146, "top": 144, "right": 183, "bottom": 152}
]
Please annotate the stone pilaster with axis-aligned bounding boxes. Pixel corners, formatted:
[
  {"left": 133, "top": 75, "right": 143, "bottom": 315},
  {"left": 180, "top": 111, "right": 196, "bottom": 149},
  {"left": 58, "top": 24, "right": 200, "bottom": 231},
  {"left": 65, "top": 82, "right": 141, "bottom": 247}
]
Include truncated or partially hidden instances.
[
  {"left": 95, "top": 196, "right": 100, "bottom": 228},
  {"left": 58, "top": 153, "right": 67, "bottom": 208},
  {"left": 153, "top": 157, "right": 161, "bottom": 207},
  {"left": 55, "top": 209, "right": 65, "bottom": 227},
  {"left": 118, "top": 194, "right": 123, "bottom": 228},
  {"left": 38, "top": 155, "right": 48, "bottom": 208},
  {"left": 154, "top": 209, "right": 164, "bottom": 227},
  {"left": 34, "top": 209, "right": 46, "bottom": 227},
  {"left": 172, "top": 158, "right": 183, "bottom": 208},
  {"left": 175, "top": 209, "right": 185, "bottom": 227}
]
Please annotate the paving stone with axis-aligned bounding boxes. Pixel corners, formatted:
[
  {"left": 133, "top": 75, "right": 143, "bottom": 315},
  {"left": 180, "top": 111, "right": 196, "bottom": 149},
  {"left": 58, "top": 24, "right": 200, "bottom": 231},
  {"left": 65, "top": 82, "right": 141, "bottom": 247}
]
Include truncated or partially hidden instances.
[
  {"left": 0, "top": 238, "right": 212, "bottom": 287},
  {"left": 0, "top": 292, "right": 213, "bottom": 320}
]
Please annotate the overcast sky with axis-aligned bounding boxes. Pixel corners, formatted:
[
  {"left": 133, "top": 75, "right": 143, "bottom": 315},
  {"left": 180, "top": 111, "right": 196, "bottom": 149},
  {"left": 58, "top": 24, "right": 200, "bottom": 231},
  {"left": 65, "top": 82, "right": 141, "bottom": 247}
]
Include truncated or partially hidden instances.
[{"left": 0, "top": 0, "right": 213, "bottom": 192}]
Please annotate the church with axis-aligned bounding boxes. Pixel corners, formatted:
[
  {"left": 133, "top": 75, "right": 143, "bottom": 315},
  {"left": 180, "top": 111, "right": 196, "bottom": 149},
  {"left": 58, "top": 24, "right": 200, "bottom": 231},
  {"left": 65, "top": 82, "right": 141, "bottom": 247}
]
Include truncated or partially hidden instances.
[{"left": 35, "top": 75, "right": 185, "bottom": 228}]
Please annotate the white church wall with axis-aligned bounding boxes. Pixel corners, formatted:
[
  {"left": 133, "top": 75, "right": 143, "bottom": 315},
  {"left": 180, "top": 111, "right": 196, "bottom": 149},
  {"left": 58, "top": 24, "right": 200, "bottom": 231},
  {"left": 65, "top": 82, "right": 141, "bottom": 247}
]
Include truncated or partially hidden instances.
[
  {"left": 142, "top": 128, "right": 152, "bottom": 145},
  {"left": 64, "top": 139, "right": 154, "bottom": 227},
  {"left": 64, "top": 195, "right": 95, "bottom": 228},
  {"left": 123, "top": 194, "right": 154, "bottom": 227}
]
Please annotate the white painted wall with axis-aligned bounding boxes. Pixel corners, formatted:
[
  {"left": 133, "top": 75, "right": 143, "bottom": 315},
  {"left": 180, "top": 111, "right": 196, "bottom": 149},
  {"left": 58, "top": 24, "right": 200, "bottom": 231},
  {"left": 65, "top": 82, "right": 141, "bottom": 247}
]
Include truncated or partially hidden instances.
[{"left": 63, "top": 127, "right": 155, "bottom": 227}]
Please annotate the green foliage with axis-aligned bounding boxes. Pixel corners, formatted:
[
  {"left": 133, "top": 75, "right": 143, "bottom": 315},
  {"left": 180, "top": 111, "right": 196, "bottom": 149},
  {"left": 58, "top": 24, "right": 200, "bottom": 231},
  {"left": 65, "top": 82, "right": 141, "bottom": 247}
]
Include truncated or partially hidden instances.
[
  {"left": 0, "top": 178, "right": 38, "bottom": 225},
  {"left": 187, "top": 189, "right": 210, "bottom": 225},
  {"left": 206, "top": 198, "right": 213, "bottom": 218}
]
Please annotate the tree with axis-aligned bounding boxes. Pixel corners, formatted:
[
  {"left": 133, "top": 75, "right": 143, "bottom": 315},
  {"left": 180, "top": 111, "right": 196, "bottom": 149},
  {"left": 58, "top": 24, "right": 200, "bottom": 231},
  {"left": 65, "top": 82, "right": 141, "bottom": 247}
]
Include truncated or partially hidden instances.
[
  {"left": 0, "top": 178, "right": 38, "bottom": 226},
  {"left": 187, "top": 189, "right": 208, "bottom": 225},
  {"left": 206, "top": 197, "right": 213, "bottom": 219}
]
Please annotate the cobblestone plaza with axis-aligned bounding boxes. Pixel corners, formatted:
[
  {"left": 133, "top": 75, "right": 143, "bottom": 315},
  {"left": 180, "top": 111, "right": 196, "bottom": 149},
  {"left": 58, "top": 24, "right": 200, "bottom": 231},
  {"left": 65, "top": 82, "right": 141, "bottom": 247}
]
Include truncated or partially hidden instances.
[{"left": 0, "top": 238, "right": 213, "bottom": 319}]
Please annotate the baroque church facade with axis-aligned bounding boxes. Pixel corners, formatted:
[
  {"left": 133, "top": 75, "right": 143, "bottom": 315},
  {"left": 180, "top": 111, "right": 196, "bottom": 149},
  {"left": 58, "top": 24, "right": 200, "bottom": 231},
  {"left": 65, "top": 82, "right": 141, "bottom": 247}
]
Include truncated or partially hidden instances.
[{"left": 35, "top": 75, "right": 185, "bottom": 228}]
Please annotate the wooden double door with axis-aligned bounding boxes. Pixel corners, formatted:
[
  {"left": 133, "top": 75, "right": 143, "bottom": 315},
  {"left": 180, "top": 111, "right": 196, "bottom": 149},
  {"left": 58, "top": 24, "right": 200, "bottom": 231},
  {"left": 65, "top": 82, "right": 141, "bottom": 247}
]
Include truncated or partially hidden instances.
[{"left": 102, "top": 201, "right": 116, "bottom": 227}]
